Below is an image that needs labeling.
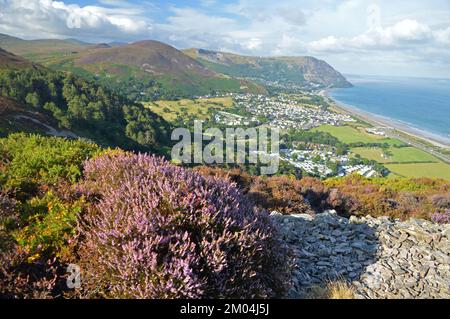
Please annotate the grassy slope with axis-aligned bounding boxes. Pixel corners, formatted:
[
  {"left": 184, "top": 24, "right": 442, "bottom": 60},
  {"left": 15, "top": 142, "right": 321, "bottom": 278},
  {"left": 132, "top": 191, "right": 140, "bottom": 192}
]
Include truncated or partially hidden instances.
[
  {"left": 0, "top": 35, "right": 267, "bottom": 98},
  {"left": 145, "top": 97, "right": 233, "bottom": 122}
]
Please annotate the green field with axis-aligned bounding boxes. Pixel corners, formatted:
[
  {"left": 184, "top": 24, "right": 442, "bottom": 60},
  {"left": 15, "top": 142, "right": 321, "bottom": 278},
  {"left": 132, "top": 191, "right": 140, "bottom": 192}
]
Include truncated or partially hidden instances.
[
  {"left": 386, "top": 162, "right": 450, "bottom": 179},
  {"left": 312, "top": 125, "right": 398, "bottom": 144},
  {"left": 352, "top": 147, "right": 439, "bottom": 164},
  {"left": 145, "top": 97, "right": 233, "bottom": 122}
]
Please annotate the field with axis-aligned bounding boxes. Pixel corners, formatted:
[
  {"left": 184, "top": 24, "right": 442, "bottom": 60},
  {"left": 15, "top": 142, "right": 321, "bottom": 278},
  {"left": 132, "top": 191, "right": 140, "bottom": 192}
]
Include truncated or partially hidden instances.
[
  {"left": 145, "top": 97, "right": 233, "bottom": 122},
  {"left": 313, "top": 125, "right": 450, "bottom": 179},
  {"left": 351, "top": 147, "right": 439, "bottom": 164},
  {"left": 312, "top": 125, "right": 399, "bottom": 144},
  {"left": 386, "top": 162, "right": 450, "bottom": 179}
]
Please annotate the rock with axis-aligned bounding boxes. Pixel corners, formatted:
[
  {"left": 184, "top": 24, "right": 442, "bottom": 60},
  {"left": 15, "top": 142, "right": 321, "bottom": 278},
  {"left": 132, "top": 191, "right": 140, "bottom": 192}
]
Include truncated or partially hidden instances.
[
  {"left": 272, "top": 211, "right": 449, "bottom": 299},
  {"left": 290, "top": 213, "right": 314, "bottom": 221}
]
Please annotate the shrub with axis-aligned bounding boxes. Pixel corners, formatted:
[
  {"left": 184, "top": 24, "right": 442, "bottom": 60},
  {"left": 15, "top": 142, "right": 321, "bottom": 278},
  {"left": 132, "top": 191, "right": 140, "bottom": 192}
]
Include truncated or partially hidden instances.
[
  {"left": 77, "top": 153, "right": 289, "bottom": 299},
  {"left": 14, "top": 191, "right": 85, "bottom": 261},
  {"left": 0, "top": 243, "right": 66, "bottom": 299},
  {"left": 0, "top": 133, "right": 101, "bottom": 195},
  {"left": 431, "top": 210, "right": 450, "bottom": 224}
]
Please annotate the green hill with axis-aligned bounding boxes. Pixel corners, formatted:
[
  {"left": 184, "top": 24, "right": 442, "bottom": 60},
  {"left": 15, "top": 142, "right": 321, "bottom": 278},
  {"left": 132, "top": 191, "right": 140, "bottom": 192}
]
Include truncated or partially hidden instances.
[
  {"left": 184, "top": 48, "right": 352, "bottom": 90},
  {"left": 0, "top": 49, "right": 171, "bottom": 153},
  {"left": 0, "top": 48, "right": 40, "bottom": 70},
  {"left": 0, "top": 33, "right": 92, "bottom": 61},
  {"left": 0, "top": 34, "right": 266, "bottom": 100}
]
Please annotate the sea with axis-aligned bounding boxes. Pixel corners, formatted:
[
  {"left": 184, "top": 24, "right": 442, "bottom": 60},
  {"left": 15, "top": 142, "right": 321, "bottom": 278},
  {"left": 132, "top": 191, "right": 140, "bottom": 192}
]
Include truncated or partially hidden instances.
[{"left": 329, "top": 75, "right": 450, "bottom": 143}]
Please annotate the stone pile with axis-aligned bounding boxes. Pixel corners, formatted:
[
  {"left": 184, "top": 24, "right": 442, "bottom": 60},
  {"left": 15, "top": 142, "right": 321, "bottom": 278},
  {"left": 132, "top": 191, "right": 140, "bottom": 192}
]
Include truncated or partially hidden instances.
[{"left": 271, "top": 211, "right": 450, "bottom": 299}]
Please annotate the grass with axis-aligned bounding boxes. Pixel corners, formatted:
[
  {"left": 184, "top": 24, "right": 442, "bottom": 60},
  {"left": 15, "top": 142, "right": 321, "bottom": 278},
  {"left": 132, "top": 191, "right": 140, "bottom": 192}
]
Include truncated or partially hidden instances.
[
  {"left": 313, "top": 125, "right": 391, "bottom": 144},
  {"left": 352, "top": 146, "right": 439, "bottom": 164},
  {"left": 144, "top": 97, "right": 233, "bottom": 122},
  {"left": 352, "top": 145, "right": 450, "bottom": 179},
  {"left": 386, "top": 162, "right": 450, "bottom": 179},
  {"left": 306, "top": 280, "right": 356, "bottom": 299}
]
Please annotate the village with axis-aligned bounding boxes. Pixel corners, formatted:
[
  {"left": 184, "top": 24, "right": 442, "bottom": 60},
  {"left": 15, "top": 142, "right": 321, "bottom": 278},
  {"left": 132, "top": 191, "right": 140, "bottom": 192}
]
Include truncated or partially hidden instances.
[
  {"left": 214, "top": 94, "right": 356, "bottom": 130},
  {"left": 213, "top": 93, "right": 381, "bottom": 178}
]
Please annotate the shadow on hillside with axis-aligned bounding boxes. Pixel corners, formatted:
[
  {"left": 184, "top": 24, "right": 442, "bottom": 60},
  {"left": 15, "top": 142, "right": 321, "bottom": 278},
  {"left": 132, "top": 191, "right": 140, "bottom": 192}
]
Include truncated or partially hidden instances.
[{"left": 276, "top": 213, "right": 380, "bottom": 298}]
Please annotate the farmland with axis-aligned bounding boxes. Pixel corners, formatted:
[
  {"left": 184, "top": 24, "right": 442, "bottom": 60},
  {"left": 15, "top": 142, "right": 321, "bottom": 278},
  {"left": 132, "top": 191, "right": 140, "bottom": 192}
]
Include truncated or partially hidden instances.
[
  {"left": 144, "top": 97, "right": 234, "bottom": 123},
  {"left": 351, "top": 147, "right": 439, "bottom": 164},
  {"left": 386, "top": 162, "right": 450, "bottom": 179},
  {"left": 312, "top": 125, "right": 389, "bottom": 144}
]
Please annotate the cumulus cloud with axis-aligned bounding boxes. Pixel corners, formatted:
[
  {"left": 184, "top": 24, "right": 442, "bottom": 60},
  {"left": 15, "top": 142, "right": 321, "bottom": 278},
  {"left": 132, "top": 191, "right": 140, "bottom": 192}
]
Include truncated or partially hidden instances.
[
  {"left": 0, "top": 0, "right": 152, "bottom": 40},
  {"left": 0, "top": 0, "right": 449, "bottom": 77},
  {"left": 308, "top": 19, "right": 444, "bottom": 52}
]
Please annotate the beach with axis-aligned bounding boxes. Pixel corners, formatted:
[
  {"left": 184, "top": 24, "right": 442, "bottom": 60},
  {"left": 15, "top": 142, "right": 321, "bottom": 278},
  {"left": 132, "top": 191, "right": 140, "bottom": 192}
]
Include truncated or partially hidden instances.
[{"left": 321, "top": 90, "right": 450, "bottom": 150}]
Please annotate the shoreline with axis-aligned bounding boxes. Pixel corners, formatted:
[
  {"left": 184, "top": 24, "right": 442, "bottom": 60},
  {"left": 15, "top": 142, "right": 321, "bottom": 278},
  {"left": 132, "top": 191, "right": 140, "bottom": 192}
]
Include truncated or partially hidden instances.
[{"left": 320, "top": 90, "right": 450, "bottom": 150}]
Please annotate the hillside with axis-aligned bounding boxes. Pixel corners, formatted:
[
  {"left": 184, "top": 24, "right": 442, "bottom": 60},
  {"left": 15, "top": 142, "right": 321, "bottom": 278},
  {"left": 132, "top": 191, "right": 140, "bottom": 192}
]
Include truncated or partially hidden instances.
[
  {"left": 0, "top": 33, "right": 92, "bottom": 60},
  {"left": 0, "top": 34, "right": 266, "bottom": 100},
  {"left": 68, "top": 40, "right": 264, "bottom": 98},
  {"left": 0, "top": 50, "right": 171, "bottom": 152},
  {"left": 184, "top": 49, "right": 352, "bottom": 90},
  {"left": 0, "top": 96, "right": 76, "bottom": 138},
  {"left": 0, "top": 48, "right": 39, "bottom": 69}
]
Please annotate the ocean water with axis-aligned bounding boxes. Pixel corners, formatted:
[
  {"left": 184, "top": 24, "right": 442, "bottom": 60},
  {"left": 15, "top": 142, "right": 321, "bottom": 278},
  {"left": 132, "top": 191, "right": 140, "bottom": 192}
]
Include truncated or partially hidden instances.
[{"left": 329, "top": 75, "right": 450, "bottom": 141}]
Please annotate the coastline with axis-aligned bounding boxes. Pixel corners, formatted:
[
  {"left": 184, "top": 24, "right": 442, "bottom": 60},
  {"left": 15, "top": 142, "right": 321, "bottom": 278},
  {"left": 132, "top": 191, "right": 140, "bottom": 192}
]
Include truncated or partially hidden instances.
[{"left": 321, "top": 90, "right": 450, "bottom": 150}]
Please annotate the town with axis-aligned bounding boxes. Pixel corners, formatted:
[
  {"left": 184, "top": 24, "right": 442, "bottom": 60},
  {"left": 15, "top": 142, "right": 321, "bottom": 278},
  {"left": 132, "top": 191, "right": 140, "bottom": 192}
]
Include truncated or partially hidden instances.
[{"left": 213, "top": 93, "right": 382, "bottom": 178}]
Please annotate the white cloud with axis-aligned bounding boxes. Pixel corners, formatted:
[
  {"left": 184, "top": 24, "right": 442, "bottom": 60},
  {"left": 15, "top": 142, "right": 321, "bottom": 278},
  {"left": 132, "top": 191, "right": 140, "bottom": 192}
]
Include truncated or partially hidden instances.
[
  {"left": 0, "top": 0, "right": 152, "bottom": 40},
  {"left": 0, "top": 0, "right": 449, "bottom": 77},
  {"left": 308, "top": 19, "right": 439, "bottom": 52}
]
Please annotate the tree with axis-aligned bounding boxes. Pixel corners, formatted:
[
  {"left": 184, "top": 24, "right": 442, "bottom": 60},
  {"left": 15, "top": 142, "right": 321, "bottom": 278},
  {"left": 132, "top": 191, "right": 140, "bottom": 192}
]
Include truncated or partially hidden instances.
[{"left": 25, "top": 92, "right": 40, "bottom": 108}]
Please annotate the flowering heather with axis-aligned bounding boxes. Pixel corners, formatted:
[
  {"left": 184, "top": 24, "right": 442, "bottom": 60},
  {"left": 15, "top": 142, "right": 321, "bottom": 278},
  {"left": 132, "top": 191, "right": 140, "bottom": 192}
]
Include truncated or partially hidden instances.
[
  {"left": 77, "top": 153, "right": 290, "bottom": 299},
  {"left": 431, "top": 210, "right": 450, "bottom": 224}
]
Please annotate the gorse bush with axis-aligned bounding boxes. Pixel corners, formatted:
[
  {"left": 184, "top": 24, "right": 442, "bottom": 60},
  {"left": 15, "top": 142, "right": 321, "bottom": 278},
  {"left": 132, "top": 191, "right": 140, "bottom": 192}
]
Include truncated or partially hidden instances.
[
  {"left": 14, "top": 191, "right": 85, "bottom": 261},
  {"left": 0, "top": 133, "right": 101, "bottom": 194},
  {"left": 77, "top": 153, "right": 290, "bottom": 298}
]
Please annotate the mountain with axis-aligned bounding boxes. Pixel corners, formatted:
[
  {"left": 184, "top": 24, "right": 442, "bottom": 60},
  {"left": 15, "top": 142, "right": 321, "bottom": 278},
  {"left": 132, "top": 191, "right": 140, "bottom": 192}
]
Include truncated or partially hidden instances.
[
  {"left": 0, "top": 33, "right": 92, "bottom": 59},
  {"left": 0, "top": 49, "right": 171, "bottom": 152},
  {"left": 0, "top": 34, "right": 266, "bottom": 100},
  {"left": 0, "top": 32, "right": 350, "bottom": 99},
  {"left": 184, "top": 49, "right": 352, "bottom": 90},
  {"left": 66, "top": 40, "right": 266, "bottom": 99},
  {"left": 0, "top": 48, "right": 39, "bottom": 69}
]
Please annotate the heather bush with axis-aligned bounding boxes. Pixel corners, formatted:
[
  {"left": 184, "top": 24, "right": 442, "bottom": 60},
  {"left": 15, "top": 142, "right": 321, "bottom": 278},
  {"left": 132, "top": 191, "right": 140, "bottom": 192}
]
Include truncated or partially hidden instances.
[
  {"left": 196, "top": 167, "right": 450, "bottom": 221},
  {"left": 431, "top": 210, "right": 450, "bottom": 224},
  {"left": 0, "top": 242, "right": 66, "bottom": 299},
  {"left": 77, "top": 153, "right": 290, "bottom": 299},
  {"left": 0, "top": 192, "right": 18, "bottom": 227}
]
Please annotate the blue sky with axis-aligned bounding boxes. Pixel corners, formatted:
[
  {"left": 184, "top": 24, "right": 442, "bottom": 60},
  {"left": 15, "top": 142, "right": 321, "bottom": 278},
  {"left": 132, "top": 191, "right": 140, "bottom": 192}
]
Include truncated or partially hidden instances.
[{"left": 1, "top": 0, "right": 450, "bottom": 78}]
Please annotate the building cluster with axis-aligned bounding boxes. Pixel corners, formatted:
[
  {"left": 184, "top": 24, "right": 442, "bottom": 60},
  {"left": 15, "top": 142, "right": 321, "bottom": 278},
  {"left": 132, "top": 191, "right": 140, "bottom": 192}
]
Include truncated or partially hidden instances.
[
  {"left": 339, "top": 165, "right": 378, "bottom": 178},
  {"left": 366, "top": 127, "right": 387, "bottom": 136},
  {"left": 210, "top": 93, "right": 379, "bottom": 179},
  {"left": 281, "top": 147, "right": 378, "bottom": 178},
  {"left": 214, "top": 111, "right": 260, "bottom": 126},
  {"left": 233, "top": 94, "right": 355, "bottom": 130}
]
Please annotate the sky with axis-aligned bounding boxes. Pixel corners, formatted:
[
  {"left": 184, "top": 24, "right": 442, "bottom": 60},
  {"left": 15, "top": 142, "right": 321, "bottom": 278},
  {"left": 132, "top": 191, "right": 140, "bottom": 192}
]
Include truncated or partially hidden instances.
[{"left": 0, "top": 0, "right": 449, "bottom": 78}]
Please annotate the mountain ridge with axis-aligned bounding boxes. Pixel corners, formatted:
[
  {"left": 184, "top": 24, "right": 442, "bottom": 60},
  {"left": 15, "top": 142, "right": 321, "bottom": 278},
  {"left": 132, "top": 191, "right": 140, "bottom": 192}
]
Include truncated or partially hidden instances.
[
  {"left": 184, "top": 48, "right": 352, "bottom": 89},
  {"left": 0, "top": 32, "right": 351, "bottom": 98}
]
